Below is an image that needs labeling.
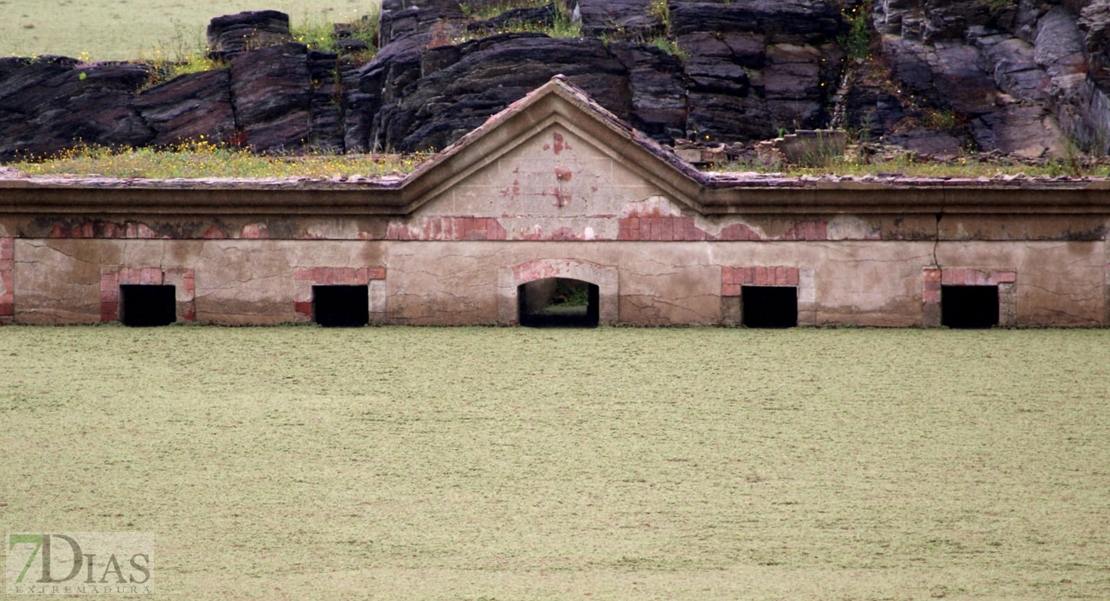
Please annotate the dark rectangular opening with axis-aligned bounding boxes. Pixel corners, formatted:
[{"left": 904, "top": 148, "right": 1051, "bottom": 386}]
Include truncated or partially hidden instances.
[
  {"left": 742, "top": 286, "right": 797, "bottom": 328},
  {"left": 518, "top": 278, "right": 599, "bottom": 328},
  {"left": 313, "top": 285, "right": 369, "bottom": 327},
  {"left": 119, "top": 285, "right": 176, "bottom": 327},
  {"left": 942, "top": 285, "right": 998, "bottom": 329}
]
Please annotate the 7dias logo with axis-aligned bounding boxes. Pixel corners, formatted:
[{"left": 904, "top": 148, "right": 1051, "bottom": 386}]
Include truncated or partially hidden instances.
[{"left": 7, "top": 532, "right": 153, "bottom": 595}]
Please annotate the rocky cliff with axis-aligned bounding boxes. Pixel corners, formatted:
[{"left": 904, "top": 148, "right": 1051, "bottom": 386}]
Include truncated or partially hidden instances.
[{"left": 2, "top": 0, "right": 1110, "bottom": 162}]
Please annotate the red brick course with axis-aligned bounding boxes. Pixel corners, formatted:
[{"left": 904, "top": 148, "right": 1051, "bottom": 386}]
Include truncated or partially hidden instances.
[
  {"left": 100, "top": 267, "right": 195, "bottom": 323},
  {"left": 923, "top": 267, "right": 942, "bottom": 304},
  {"left": 923, "top": 267, "right": 1016, "bottom": 327},
  {"left": 386, "top": 217, "right": 509, "bottom": 241},
  {"left": 619, "top": 217, "right": 827, "bottom": 241},
  {"left": 721, "top": 266, "right": 800, "bottom": 296},
  {"left": 34, "top": 215, "right": 829, "bottom": 243},
  {"left": 0, "top": 238, "right": 12, "bottom": 320},
  {"left": 293, "top": 266, "right": 386, "bottom": 321},
  {"left": 940, "top": 268, "right": 1017, "bottom": 286}
]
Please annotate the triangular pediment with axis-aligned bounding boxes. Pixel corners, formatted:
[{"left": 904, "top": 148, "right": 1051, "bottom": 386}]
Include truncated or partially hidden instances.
[{"left": 395, "top": 76, "right": 707, "bottom": 215}]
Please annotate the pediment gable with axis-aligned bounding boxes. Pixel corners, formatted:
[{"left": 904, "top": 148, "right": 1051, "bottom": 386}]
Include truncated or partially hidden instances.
[{"left": 395, "top": 76, "right": 707, "bottom": 216}]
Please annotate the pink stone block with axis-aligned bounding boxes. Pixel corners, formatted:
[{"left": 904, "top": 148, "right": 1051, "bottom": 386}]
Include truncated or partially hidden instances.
[
  {"left": 722, "top": 283, "right": 741, "bottom": 297},
  {"left": 941, "top": 268, "right": 966, "bottom": 285},
  {"left": 464, "top": 218, "right": 488, "bottom": 241},
  {"left": 995, "top": 271, "right": 1017, "bottom": 284},
  {"left": 618, "top": 219, "right": 632, "bottom": 241},
  {"left": 487, "top": 219, "right": 507, "bottom": 241},
  {"left": 100, "top": 301, "right": 118, "bottom": 323},
  {"left": 721, "top": 267, "right": 736, "bottom": 285},
  {"left": 755, "top": 267, "right": 769, "bottom": 286},
  {"left": 240, "top": 223, "right": 268, "bottom": 239},
  {"left": 815, "top": 221, "right": 828, "bottom": 240},
  {"left": 681, "top": 218, "right": 695, "bottom": 241}
]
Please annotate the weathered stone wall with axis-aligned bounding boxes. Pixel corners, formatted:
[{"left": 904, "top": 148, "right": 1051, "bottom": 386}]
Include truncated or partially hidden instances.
[{"left": 7, "top": 235, "right": 1107, "bottom": 326}]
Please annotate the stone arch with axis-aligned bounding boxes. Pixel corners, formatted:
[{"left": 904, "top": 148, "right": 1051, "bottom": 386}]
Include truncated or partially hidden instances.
[{"left": 498, "top": 259, "right": 618, "bottom": 325}]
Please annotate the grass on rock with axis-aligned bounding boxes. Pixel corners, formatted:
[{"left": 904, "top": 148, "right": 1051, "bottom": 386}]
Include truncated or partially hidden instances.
[{"left": 9, "top": 141, "right": 428, "bottom": 179}]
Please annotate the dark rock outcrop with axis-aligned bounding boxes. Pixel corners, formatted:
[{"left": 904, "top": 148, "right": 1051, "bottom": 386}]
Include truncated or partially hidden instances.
[
  {"left": 0, "top": 56, "right": 153, "bottom": 160},
  {"left": 468, "top": 3, "right": 559, "bottom": 33},
  {"left": 7, "top": 2, "right": 1110, "bottom": 161},
  {"left": 207, "top": 10, "right": 294, "bottom": 60},
  {"left": 669, "top": 0, "right": 842, "bottom": 42},
  {"left": 574, "top": 0, "right": 662, "bottom": 38},
  {"left": 370, "top": 34, "right": 631, "bottom": 151},
  {"left": 609, "top": 42, "right": 687, "bottom": 140},
  {"left": 230, "top": 43, "right": 313, "bottom": 152},
  {"left": 135, "top": 69, "right": 235, "bottom": 147}
]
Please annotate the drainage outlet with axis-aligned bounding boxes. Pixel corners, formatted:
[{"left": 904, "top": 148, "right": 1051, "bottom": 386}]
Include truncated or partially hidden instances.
[
  {"left": 120, "top": 285, "right": 177, "bottom": 327},
  {"left": 942, "top": 285, "right": 999, "bottom": 329},
  {"left": 742, "top": 286, "right": 798, "bottom": 328},
  {"left": 313, "top": 285, "right": 369, "bottom": 327}
]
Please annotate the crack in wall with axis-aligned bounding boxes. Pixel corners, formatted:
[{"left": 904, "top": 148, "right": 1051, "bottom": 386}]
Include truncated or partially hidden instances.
[{"left": 933, "top": 212, "right": 942, "bottom": 268}]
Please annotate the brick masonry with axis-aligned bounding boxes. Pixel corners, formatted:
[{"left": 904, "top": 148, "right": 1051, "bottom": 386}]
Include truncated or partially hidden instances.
[
  {"left": 618, "top": 217, "right": 827, "bottom": 241},
  {"left": 32, "top": 215, "right": 833, "bottom": 243},
  {"left": 923, "top": 267, "right": 1017, "bottom": 327},
  {"left": 719, "top": 266, "right": 816, "bottom": 326},
  {"left": 720, "top": 266, "right": 800, "bottom": 297},
  {"left": 293, "top": 266, "right": 387, "bottom": 322},
  {"left": 100, "top": 267, "right": 196, "bottom": 323},
  {"left": 386, "top": 217, "right": 507, "bottom": 241},
  {"left": 498, "top": 259, "right": 619, "bottom": 325},
  {"left": 0, "top": 237, "right": 13, "bottom": 323}
]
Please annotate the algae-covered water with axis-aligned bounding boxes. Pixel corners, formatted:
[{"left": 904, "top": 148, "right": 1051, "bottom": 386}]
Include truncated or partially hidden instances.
[{"left": 1, "top": 326, "right": 1108, "bottom": 600}]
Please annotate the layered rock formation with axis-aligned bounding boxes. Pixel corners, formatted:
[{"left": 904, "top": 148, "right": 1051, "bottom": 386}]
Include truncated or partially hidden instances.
[
  {"left": 360, "top": 0, "right": 846, "bottom": 151},
  {"left": 3, "top": 1, "right": 1110, "bottom": 161}
]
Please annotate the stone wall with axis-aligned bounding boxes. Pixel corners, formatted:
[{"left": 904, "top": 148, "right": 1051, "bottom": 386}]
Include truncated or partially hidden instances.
[{"left": 5, "top": 234, "right": 1107, "bottom": 327}]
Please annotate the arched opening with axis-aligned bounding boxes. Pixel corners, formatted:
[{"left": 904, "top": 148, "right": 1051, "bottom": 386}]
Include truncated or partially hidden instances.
[
  {"left": 119, "top": 285, "right": 177, "bottom": 327},
  {"left": 313, "top": 285, "right": 369, "bottom": 327},
  {"left": 518, "top": 277, "right": 599, "bottom": 328},
  {"left": 742, "top": 285, "right": 798, "bottom": 328},
  {"left": 942, "top": 285, "right": 998, "bottom": 329}
]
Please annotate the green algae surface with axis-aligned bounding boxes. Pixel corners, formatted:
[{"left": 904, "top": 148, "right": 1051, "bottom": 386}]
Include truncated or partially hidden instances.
[{"left": 1, "top": 326, "right": 1108, "bottom": 599}]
